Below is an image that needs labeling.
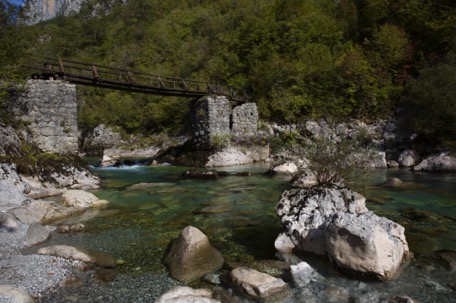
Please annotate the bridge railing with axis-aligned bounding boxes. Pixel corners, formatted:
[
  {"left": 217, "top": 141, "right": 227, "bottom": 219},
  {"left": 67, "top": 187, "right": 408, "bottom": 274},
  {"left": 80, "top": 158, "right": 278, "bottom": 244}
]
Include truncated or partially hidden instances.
[{"left": 23, "top": 58, "right": 248, "bottom": 102}]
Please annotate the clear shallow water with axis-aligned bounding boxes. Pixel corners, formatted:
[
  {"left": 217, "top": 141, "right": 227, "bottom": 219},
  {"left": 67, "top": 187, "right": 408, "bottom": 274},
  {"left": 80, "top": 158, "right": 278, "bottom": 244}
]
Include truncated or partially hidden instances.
[{"left": 36, "top": 164, "right": 455, "bottom": 302}]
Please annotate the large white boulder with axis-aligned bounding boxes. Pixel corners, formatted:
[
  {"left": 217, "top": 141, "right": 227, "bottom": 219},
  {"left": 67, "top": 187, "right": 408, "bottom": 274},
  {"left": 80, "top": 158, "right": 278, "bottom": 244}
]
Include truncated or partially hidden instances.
[
  {"left": 276, "top": 184, "right": 410, "bottom": 280},
  {"left": 276, "top": 184, "right": 367, "bottom": 255},
  {"left": 165, "top": 226, "right": 224, "bottom": 283},
  {"left": 326, "top": 212, "right": 410, "bottom": 280}
]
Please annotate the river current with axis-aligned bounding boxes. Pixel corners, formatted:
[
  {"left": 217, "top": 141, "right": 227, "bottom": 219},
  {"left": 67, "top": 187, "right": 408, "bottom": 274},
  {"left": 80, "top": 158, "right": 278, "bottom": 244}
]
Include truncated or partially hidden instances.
[{"left": 36, "top": 163, "right": 455, "bottom": 302}]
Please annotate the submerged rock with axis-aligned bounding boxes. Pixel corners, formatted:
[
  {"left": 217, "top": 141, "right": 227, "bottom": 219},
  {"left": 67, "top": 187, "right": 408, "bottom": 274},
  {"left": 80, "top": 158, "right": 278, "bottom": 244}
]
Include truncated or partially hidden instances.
[
  {"left": 165, "top": 226, "right": 224, "bottom": 283},
  {"left": 38, "top": 245, "right": 116, "bottom": 268},
  {"left": 276, "top": 184, "right": 410, "bottom": 280},
  {"left": 155, "top": 286, "right": 220, "bottom": 303},
  {"left": 229, "top": 267, "right": 290, "bottom": 301}
]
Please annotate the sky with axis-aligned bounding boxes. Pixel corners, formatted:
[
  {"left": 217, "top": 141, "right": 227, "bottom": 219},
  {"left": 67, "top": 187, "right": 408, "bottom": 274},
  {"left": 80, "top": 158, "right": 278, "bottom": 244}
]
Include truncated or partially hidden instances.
[{"left": 8, "top": 0, "right": 25, "bottom": 6}]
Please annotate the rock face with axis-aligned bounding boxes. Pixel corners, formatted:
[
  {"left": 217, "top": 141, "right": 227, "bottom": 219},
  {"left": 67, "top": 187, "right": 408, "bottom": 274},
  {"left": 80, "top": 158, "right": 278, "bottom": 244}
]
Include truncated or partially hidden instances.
[
  {"left": 276, "top": 184, "right": 410, "bottom": 280},
  {"left": 0, "top": 163, "right": 29, "bottom": 208},
  {"left": 229, "top": 267, "right": 289, "bottom": 301},
  {"left": 413, "top": 153, "right": 456, "bottom": 172},
  {"left": 15, "top": 80, "right": 79, "bottom": 154},
  {"left": 165, "top": 226, "right": 224, "bottom": 283},
  {"left": 22, "top": 0, "right": 84, "bottom": 24},
  {"left": 326, "top": 212, "right": 409, "bottom": 280}
]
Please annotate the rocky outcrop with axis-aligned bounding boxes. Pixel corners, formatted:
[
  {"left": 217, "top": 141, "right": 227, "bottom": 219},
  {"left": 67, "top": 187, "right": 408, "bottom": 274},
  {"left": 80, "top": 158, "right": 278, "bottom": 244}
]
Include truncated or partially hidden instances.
[
  {"left": 0, "top": 163, "right": 29, "bottom": 209},
  {"left": 398, "top": 149, "right": 420, "bottom": 167},
  {"left": 83, "top": 124, "right": 124, "bottom": 155},
  {"left": 229, "top": 267, "right": 290, "bottom": 301},
  {"left": 155, "top": 286, "right": 220, "bottom": 303},
  {"left": 165, "top": 226, "right": 224, "bottom": 283},
  {"left": 276, "top": 184, "right": 410, "bottom": 280},
  {"left": 22, "top": 0, "right": 84, "bottom": 25},
  {"left": 206, "top": 145, "right": 269, "bottom": 167},
  {"left": 413, "top": 153, "right": 456, "bottom": 172}
]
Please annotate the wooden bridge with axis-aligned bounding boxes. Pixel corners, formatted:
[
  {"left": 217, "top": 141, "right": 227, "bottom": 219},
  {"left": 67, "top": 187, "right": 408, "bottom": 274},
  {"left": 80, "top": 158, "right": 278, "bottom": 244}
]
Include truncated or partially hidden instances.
[{"left": 23, "top": 58, "right": 249, "bottom": 102}]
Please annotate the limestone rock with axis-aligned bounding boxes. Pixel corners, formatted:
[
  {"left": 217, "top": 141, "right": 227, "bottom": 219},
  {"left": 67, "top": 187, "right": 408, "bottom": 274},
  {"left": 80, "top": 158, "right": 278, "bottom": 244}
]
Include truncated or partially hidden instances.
[
  {"left": 155, "top": 286, "right": 220, "bottom": 303},
  {"left": 413, "top": 153, "right": 456, "bottom": 172},
  {"left": 229, "top": 267, "right": 289, "bottom": 301},
  {"left": 38, "top": 245, "right": 116, "bottom": 267},
  {"left": 290, "top": 169, "right": 318, "bottom": 188},
  {"left": 165, "top": 226, "right": 224, "bottom": 283},
  {"left": 100, "top": 155, "right": 121, "bottom": 167},
  {"left": 0, "top": 213, "right": 19, "bottom": 231},
  {"left": 386, "top": 177, "right": 403, "bottom": 187},
  {"left": 290, "top": 262, "right": 318, "bottom": 287},
  {"left": 0, "top": 163, "right": 29, "bottom": 209},
  {"left": 388, "top": 160, "right": 400, "bottom": 168},
  {"left": 325, "top": 212, "right": 410, "bottom": 280},
  {"left": 206, "top": 146, "right": 268, "bottom": 167},
  {"left": 0, "top": 285, "right": 34, "bottom": 303},
  {"left": 267, "top": 162, "right": 298, "bottom": 176},
  {"left": 62, "top": 190, "right": 108, "bottom": 209},
  {"left": 398, "top": 150, "right": 420, "bottom": 167},
  {"left": 276, "top": 184, "right": 368, "bottom": 255},
  {"left": 25, "top": 222, "right": 51, "bottom": 245},
  {"left": 83, "top": 124, "right": 123, "bottom": 155},
  {"left": 276, "top": 184, "right": 409, "bottom": 280}
]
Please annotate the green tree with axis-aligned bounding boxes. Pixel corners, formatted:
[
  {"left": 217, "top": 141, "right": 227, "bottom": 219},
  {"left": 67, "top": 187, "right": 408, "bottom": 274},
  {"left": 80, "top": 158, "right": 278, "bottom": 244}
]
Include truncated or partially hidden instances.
[{"left": 401, "top": 61, "right": 456, "bottom": 150}]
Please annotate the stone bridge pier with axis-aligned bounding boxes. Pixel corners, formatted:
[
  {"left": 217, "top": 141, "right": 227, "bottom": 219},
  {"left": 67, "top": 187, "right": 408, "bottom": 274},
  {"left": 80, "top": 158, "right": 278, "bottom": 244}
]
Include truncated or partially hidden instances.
[
  {"left": 14, "top": 80, "right": 258, "bottom": 154},
  {"left": 190, "top": 95, "right": 258, "bottom": 148}
]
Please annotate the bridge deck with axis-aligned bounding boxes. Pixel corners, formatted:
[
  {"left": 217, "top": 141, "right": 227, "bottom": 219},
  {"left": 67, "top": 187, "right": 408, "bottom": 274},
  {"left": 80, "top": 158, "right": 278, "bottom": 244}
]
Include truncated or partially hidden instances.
[{"left": 23, "top": 58, "right": 248, "bottom": 102}]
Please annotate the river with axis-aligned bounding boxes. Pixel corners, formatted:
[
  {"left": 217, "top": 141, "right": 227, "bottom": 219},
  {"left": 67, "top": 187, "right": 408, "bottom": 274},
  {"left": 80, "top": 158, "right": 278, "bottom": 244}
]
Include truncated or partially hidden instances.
[{"left": 35, "top": 163, "right": 455, "bottom": 303}]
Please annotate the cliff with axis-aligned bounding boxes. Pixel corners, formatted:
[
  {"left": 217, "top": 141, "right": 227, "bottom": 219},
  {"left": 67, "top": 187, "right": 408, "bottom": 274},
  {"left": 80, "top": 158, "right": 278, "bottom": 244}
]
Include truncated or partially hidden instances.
[{"left": 22, "top": 0, "right": 84, "bottom": 24}]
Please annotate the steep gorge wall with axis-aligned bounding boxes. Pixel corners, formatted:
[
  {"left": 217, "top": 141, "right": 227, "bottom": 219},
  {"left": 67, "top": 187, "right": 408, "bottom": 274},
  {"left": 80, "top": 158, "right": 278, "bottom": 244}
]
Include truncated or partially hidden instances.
[
  {"left": 22, "top": 0, "right": 84, "bottom": 24},
  {"left": 15, "top": 80, "right": 80, "bottom": 154}
]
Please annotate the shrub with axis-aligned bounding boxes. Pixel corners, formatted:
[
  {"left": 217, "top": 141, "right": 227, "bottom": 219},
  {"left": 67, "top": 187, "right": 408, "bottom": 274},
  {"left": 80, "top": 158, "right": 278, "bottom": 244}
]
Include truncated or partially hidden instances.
[
  {"left": 400, "top": 61, "right": 456, "bottom": 151},
  {"left": 298, "top": 136, "right": 376, "bottom": 187}
]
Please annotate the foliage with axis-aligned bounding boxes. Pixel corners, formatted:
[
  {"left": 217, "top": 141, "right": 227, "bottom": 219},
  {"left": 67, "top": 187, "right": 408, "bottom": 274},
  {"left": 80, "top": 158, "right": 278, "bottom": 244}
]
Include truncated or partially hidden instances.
[
  {"left": 400, "top": 61, "right": 456, "bottom": 151},
  {"left": 299, "top": 136, "right": 376, "bottom": 187},
  {"left": 2, "top": 0, "right": 454, "bottom": 140},
  {"left": 210, "top": 133, "right": 231, "bottom": 150}
]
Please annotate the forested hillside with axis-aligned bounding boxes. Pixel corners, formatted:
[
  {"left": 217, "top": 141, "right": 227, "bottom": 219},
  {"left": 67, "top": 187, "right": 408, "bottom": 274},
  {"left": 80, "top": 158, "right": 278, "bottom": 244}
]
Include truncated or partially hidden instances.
[{"left": 2, "top": 0, "right": 455, "bottom": 147}]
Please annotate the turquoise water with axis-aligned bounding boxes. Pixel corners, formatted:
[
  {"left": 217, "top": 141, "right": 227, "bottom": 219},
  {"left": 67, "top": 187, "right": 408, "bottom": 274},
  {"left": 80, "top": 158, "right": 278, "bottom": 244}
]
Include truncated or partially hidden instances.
[{"left": 42, "top": 164, "right": 455, "bottom": 302}]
